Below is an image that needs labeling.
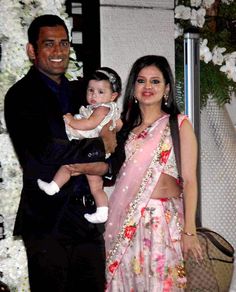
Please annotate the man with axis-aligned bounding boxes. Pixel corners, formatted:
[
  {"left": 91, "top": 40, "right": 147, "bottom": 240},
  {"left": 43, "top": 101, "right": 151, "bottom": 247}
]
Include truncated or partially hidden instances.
[{"left": 4, "top": 14, "right": 116, "bottom": 292}]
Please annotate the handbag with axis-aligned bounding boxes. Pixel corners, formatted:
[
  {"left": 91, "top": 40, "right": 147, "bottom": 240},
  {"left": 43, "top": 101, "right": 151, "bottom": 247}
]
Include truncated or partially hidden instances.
[
  {"left": 169, "top": 114, "right": 235, "bottom": 292},
  {"left": 185, "top": 227, "right": 234, "bottom": 292}
]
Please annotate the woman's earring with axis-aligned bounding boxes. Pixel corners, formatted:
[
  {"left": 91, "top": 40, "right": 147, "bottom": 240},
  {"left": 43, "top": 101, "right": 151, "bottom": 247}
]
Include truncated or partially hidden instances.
[
  {"left": 164, "top": 94, "right": 168, "bottom": 105},
  {"left": 133, "top": 96, "right": 138, "bottom": 103}
]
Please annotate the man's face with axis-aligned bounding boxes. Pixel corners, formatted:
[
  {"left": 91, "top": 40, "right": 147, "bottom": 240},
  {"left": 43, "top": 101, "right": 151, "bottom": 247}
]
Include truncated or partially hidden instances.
[{"left": 28, "top": 25, "right": 70, "bottom": 83}]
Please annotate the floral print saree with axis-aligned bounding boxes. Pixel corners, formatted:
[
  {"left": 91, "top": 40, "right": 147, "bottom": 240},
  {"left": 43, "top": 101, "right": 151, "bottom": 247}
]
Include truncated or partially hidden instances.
[{"left": 104, "top": 114, "right": 187, "bottom": 292}]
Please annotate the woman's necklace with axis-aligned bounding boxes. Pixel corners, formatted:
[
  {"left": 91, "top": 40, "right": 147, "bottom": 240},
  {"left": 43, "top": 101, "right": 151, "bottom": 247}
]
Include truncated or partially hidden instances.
[
  {"left": 132, "top": 112, "right": 166, "bottom": 136},
  {"left": 126, "top": 113, "right": 166, "bottom": 161}
]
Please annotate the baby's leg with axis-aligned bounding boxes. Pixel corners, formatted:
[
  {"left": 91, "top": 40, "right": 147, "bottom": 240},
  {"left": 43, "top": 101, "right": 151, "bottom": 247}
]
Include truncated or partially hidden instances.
[
  {"left": 84, "top": 175, "right": 108, "bottom": 223},
  {"left": 37, "top": 165, "right": 71, "bottom": 196}
]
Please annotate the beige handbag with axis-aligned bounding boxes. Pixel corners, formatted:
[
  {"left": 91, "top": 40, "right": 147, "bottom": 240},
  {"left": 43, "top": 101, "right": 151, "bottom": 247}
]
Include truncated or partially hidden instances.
[{"left": 185, "top": 227, "right": 234, "bottom": 292}]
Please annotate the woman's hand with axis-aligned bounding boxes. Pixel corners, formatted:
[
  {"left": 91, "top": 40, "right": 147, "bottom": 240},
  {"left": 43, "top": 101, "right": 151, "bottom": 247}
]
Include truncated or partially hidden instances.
[{"left": 181, "top": 233, "right": 203, "bottom": 263}]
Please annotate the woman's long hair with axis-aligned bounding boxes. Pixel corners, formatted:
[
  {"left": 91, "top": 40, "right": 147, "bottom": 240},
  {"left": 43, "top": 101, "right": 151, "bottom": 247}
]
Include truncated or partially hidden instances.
[{"left": 120, "top": 55, "right": 180, "bottom": 142}]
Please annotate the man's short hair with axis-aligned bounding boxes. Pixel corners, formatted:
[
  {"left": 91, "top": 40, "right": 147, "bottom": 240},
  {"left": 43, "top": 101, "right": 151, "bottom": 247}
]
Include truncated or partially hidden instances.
[{"left": 28, "top": 14, "right": 69, "bottom": 50}]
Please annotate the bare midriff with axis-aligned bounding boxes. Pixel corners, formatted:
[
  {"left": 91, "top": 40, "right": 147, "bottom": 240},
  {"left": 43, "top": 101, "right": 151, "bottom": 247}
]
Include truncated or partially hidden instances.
[{"left": 151, "top": 173, "right": 182, "bottom": 199}]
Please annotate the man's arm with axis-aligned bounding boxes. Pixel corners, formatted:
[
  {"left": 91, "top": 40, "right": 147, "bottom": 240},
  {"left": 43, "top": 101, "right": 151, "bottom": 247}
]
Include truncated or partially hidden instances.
[
  {"left": 4, "top": 83, "right": 106, "bottom": 169},
  {"left": 64, "top": 117, "right": 124, "bottom": 178},
  {"left": 63, "top": 121, "right": 117, "bottom": 176},
  {"left": 100, "top": 122, "right": 117, "bottom": 155},
  {"left": 49, "top": 120, "right": 116, "bottom": 166},
  {"left": 103, "top": 125, "right": 126, "bottom": 184},
  {"left": 66, "top": 161, "right": 108, "bottom": 176}
]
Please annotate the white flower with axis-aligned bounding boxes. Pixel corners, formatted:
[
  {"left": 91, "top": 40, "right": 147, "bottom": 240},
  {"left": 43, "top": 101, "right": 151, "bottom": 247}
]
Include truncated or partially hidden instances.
[
  {"left": 220, "top": 53, "right": 236, "bottom": 81},
  {"left": 200, "top": 39, "right": 213, "bottom": 63},
  {"left": 202, "top": 0, "right": 215, "bottom": 9},
  {"left": 175, "top": 5, "right": 191, "bottom": 20},
  {"left": 212, "top": 46, "right": 226, "bottom": 66},
  {"left": 190, "top": 0, "right": 202, "bottom": 8},
  {"left": 221, "top": 0, "right": 234, "bottom": 3},
  {"left": 175, "top": 0, "right": 235, "bottom": 86},
  {"left": 0, "top": 2, "right": 22, "bottom": 40},
  {"left": 0, "top": 236, "right": 29, "bottom": 291},
  {"left": 191, "top": 8, "right": 206, "bottom": 28},
  {"left": 174, "top": 23, "right": 184, "bottom": 39}
]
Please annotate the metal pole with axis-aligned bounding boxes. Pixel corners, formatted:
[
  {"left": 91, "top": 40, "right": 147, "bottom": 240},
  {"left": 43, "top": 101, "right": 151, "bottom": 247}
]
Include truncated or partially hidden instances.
[{"left": 184, "top": 28, "right": 202, "bottom": 227}]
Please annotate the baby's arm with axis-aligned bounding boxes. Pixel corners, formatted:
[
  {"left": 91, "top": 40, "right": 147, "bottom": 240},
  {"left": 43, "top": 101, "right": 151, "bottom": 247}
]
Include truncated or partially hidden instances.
[{"left": 64, "top": 106, "right": 110, "bottom": 131}]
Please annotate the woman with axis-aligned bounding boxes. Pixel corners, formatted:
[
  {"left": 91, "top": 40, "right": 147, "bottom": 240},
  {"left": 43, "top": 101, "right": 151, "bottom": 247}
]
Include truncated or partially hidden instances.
[{"left": 104, "top": 55, "right": 202, "bottom": 291}]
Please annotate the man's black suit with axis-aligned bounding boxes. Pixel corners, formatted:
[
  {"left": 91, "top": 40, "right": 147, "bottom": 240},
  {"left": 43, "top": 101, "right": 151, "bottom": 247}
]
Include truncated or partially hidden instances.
[{"left": 4, "top": 66, "right": 106, "bottom": 291}]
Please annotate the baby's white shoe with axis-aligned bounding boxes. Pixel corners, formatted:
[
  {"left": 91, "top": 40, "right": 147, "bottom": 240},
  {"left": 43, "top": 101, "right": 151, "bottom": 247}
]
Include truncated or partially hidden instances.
[
  {"left": 84, "top": 207, "right": 108, "bottom": 223},
  {"left": 37, "top": 179, "right": 60, "bottom": 196}
]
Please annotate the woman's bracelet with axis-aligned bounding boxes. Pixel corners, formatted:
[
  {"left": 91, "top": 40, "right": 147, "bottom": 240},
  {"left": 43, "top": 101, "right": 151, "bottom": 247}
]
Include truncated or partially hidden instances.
[{"left": 183, "top": 231, "right": 196, "bottom": 236}]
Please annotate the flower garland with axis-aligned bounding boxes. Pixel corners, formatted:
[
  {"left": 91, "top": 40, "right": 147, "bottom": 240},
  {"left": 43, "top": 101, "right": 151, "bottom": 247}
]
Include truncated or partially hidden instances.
[{"left": 175, "top": 0, "right": 236, "bottom": 107}]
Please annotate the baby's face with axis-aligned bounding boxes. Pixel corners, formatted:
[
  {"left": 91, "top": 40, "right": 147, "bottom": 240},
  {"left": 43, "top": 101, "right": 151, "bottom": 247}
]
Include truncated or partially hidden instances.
[{"left": 86, "top": 79, "right": 114, "bottom": 105}]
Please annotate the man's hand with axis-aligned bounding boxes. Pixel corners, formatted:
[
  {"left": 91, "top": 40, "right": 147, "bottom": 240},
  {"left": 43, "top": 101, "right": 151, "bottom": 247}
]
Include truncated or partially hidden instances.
[
  {"left": 66, "top": 162, "right": 108, "bottom": 176},
  {"left": 100, "top": 122, "right": 117, "bottom": 154}
]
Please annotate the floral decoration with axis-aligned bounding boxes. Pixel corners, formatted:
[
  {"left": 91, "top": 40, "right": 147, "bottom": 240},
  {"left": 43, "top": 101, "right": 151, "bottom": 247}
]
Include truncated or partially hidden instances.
[
  {"left": 175, "top": 0, "right": 236, "bottom": 108},
  {"left": 160, "top": 149, "right": 171, "bottom": 165},
  {"left": 159, "top": 142, "right": 171, "bottom": 165},
  {"left": 124, "top": 224, "right": 137, "bottom": 239},
  {"left": 131, "top": 256, "right": 143, "bottom": 275},
  {"left": 0, "top": 130, "right": 26, "bottom": 291},
  {"left": 165, "top": 209, "right": 172, "bottom": 224},
  {"left": 141, "top": 207, "right": 146, "bottom": 217},
  {"left": 108, "top": 260, "right": 119, "bottom": 274}
]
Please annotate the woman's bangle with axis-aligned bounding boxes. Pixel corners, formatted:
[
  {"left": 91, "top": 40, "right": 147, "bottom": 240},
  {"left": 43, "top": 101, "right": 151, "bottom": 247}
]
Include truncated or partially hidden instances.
[{"left": 183, "top": 231, "right": 196, "bottom": 236}]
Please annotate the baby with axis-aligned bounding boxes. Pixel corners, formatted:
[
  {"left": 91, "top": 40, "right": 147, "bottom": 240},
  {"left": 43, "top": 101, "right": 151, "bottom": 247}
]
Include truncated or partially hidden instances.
[{"left": 37, "top": 67, "right": 122, "bottom": 223}]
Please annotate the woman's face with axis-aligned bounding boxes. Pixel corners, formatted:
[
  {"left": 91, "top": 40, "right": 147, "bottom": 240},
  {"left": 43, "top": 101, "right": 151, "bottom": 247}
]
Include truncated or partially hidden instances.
[{"left": 134, "top": 65, "right": 169, "bottom": 107}]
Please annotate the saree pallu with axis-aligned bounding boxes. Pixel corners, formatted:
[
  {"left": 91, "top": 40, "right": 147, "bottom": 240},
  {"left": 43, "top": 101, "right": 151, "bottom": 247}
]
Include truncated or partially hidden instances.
[{"left": 105, "top": 114, "right": 187, "bottom": 292}]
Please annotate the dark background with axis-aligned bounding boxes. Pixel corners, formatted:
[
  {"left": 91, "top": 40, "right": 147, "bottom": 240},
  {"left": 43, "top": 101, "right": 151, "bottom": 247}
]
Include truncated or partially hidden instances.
[{"left": 65, "top": 0, "right": 101, "bottom": 78}]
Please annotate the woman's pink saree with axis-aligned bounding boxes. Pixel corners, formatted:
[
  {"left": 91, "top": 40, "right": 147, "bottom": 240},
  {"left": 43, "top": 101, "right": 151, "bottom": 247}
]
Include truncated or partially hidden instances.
[{"left": 104, "top": 114, "right": 187, "bottom": 291}]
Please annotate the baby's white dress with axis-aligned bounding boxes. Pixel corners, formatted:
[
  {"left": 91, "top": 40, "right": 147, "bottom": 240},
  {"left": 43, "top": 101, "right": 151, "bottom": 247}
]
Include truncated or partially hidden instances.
[{"left": 65, "top": 102, "right": 120, "bottom": 141}]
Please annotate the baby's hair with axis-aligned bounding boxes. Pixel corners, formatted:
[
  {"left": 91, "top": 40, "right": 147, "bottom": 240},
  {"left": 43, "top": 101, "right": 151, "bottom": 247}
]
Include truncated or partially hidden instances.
[{"left": 91, "top": 67, "right": 122, "bottom": 95}]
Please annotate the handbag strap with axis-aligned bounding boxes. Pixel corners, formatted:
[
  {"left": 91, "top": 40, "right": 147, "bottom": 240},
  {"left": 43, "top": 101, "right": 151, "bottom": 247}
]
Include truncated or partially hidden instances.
[
  {"left": 169, "top": 114, "right": 183, "bottom": 188},
  {"left": 197, "top": 227, "right": 234, "bottom": 259}
]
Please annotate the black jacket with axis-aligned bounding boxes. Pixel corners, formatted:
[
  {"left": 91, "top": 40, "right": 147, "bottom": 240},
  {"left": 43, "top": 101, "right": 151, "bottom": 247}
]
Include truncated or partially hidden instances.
[{"left": 4, "top": 66, "right": 106, "bottom": 240}]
